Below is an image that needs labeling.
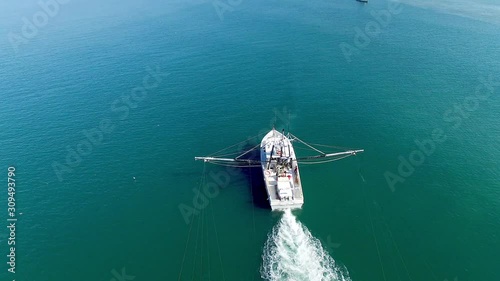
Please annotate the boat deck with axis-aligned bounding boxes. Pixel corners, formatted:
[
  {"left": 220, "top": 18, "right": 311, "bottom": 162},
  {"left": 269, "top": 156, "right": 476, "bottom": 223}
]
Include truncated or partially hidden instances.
[
  {"left": 264, "top": 173, "right": 304, "bottom": 209},
  {"left": 261, "top": 129, "right": 304, "bottom": 210}
]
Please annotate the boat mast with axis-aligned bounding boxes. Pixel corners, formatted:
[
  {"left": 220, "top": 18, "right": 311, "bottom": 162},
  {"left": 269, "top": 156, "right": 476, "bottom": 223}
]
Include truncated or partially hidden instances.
[{"left": 267, "top": 145, "right": 274, "bottom": 169}]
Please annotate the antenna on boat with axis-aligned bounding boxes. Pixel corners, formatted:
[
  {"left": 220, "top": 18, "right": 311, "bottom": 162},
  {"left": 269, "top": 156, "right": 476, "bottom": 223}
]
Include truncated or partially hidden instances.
[
  {"left": 273, "top": 110, "right": 277, "bottom": 129},
  {"left": 287, "top": 111, "right": 290, "bottom": 136}
]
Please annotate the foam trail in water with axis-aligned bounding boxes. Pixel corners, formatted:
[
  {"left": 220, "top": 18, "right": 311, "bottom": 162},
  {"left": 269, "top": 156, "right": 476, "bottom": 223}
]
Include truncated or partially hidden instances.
[{"left": 261, "top": 209, "right": 351, "bottom": 281}]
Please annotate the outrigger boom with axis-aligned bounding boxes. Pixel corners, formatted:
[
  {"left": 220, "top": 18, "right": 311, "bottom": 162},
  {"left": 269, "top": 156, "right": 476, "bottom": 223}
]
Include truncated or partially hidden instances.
[
  {"left": 194, "top": 129, "right": 364, "bottom": 210},
  {"left": 297, "top": 149, "right": 364, "bottom": 161},
  {"left": 194, "top": 157, "right": 260, "bottom": 163},
  {"left": 194, "top": 150, "right": 364, "bottom": 163}
]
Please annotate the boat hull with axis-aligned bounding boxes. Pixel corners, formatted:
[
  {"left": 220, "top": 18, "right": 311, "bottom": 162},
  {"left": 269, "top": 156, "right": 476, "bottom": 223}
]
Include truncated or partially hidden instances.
[{"left": 261, "top": 129, "right": 304, "bottom": 210}]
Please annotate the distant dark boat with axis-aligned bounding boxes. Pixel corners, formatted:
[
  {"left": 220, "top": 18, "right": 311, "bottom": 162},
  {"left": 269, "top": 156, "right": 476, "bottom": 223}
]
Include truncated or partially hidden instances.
[{"left": 357, "top": 0, "right": 368, "bottom": 3}]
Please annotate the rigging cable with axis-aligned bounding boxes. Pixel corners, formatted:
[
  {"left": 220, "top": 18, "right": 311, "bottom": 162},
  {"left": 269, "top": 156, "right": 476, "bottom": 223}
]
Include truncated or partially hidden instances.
[
  {"left": 191, "top": 192, "right": 202, "bottom": 280},
  {"left": 178, "top": 163, "right": 206, "bottom": 281},
  {"left": 381, "top": 219, "right": 414, "bottom": 281},
  {"left": 362, "top": 176, "right": 388, "bottom": 281},
  {"left": 207, "top": 203, "right": 211, "bottom": 281},
  {"left": 211, "top": 194, "right": 226, "bottom": 281},
  {"left": 235, "top": 143, "right": 261, "bottom": 160},
  {"left": 208, "top": 135, "right": 260, "bottom": 157},
  {"left": 289, "top": 133, "right": 325, "bottom": 155},
  {"left": 298, "top": 154, "right": 353, "bottom": 165},
  {"left": 200, "top": 189, "right": 205, "bottom": 280},
  {"left": 207, "top": 161, "right": 262, "bottom": 168},
  {"left": 306, "top": 142, "right": 354, "bottom": 151}
]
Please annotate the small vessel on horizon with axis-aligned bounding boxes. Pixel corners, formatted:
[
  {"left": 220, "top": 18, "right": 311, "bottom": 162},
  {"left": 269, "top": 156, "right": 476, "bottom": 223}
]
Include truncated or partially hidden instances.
[{"left": 195, "top": 128, "right": 363, "bottom": 210}]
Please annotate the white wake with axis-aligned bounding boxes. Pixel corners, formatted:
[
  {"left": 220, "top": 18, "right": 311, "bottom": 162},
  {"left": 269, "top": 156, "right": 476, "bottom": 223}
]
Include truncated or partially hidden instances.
[{"left": 260, "top": 209, "right": 351, "bottom": 281}]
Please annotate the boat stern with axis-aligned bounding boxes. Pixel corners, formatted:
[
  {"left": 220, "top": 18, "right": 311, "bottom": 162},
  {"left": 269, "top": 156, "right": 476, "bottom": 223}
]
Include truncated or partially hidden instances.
[{"left": 270, "top": 199, "right": 304, "bottom": 210}]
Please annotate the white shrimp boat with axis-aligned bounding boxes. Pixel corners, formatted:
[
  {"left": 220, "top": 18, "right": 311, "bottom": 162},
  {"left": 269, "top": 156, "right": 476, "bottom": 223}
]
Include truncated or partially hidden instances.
[{"left": 195, "top": 128, "right": 363, "bottom": 210}]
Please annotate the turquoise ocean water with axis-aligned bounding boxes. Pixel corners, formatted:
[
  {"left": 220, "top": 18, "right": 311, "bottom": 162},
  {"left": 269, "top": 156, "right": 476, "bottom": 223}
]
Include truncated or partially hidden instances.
[{"left": 0, "top": 0, "right": 499, "bottom": 280}]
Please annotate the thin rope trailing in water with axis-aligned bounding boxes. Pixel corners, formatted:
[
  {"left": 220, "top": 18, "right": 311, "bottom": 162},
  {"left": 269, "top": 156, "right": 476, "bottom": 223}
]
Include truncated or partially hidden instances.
[
  {"left": 299, "top": 154, "right": 353, "bottom": 164},
  {"left": 422, "top": 259, "right": 439, "bottom": 281},
  {"left": 200, "top": 195, "right": 205, "bottom": 280},
  {"left": 363, "top": 183, "right": 388, "bottom": 281},
  {"left": 210, "top": 196, "right": 226, "bottom": 281},
  {"left": 359, "top": 170, "right": 366, "bottom": 182},
  {"left": 381, "top": 220, "right": 414, "bottom": 281},
  {"left": 402, "top": 217, "right": 439, "bottom": 281},
  {"left": 375, "top": 210, "right": 402, "bottom": 281},
  {"left": 390, "top": 247, "right": 403, "bottom": 281},
  {"left": 289, "top": 133, "right": 325, "bottom": 155},
  {"left": 354, "top": 152, "right": 367, "bottom": 183},
  {"left": 208, "top": 135, "right": 260, "bottom": 157},
  {"left": 178, "top": 163, "right": 206, "bottom": 281},
  {"left": 191, "top": 177, "right": 204, "bottom": 281},
  {"left": 206, "top": 204, "right": 211, "bottom": 281}
]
